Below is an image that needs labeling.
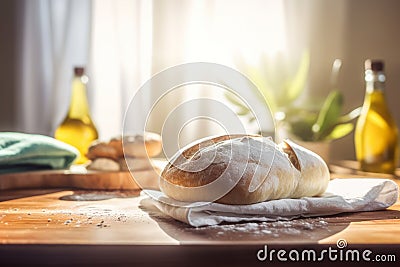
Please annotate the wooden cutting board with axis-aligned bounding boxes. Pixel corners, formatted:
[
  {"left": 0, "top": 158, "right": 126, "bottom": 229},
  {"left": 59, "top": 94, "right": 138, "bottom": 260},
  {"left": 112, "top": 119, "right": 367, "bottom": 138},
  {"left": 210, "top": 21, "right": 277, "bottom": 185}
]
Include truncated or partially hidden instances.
[{"left": 0, "top": 165, "right": 162, "bottom": 191}]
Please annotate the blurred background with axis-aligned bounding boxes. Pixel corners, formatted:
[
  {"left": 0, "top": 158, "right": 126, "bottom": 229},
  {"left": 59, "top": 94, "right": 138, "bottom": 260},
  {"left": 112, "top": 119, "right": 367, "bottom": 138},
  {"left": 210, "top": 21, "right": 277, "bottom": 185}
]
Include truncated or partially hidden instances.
[{"left": 1, "top": 0, "right": 400, "bottom": 161}]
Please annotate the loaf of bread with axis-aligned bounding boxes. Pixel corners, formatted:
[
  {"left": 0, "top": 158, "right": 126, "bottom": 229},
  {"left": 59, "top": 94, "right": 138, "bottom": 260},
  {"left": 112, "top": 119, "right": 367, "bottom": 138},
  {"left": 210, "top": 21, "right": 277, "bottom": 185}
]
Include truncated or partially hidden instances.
[
  {"left": 122, "top": 133, "right": 162, "bottom": 158},
  {"left": 86, "top": 141, "right": 121, "bottom": 161},
  {"left": 85, "top": 132, "right": 162, "bottom": 171},
  {"left": 87, "top": 133, "right": 162, "bottom": 160},
  {"left": 159, "top": 135, "right": 330, "bottom": 204},
  {"left": 87, "top": 158, "right": 120, "bottom": 171},
  {"left": 119, "top": 157, "right": 154, "bottom": 172}
]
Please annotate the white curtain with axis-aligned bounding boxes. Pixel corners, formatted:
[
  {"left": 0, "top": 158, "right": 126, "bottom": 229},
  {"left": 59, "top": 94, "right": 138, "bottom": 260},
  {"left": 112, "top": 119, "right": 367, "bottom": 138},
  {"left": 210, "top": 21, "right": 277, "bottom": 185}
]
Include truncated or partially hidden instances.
[
  {"left": 89, "top": 0, "right": 153, "bottom": 139},
  {"left": 18, "top": 0, "right": 92, "bottom": 135},
  {"left": 18, "top": 0, "right": 345, "bottom": 144}
]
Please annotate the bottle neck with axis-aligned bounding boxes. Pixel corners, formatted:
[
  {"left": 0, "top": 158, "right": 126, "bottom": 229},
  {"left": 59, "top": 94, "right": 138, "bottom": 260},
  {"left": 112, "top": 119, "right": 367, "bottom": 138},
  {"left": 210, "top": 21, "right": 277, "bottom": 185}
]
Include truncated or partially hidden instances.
[
  {"left": 68, "top": 75, "right": 91, "bottom": 119},
  {"left": 365, "top": 70, "right": 385, "bottom": 94}
]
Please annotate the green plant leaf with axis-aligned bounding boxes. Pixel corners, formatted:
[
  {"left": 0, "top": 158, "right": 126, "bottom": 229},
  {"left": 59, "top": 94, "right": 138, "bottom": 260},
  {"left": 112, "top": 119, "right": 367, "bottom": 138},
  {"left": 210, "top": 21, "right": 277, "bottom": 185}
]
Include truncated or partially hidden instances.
[
  {"left": 249, "top": 116, "right": 256, "bottom": 122},
  {"left": 236, "top": 107, "right": 251, "bottom": 116},
  {"left": 313, "top": 90, "right": 343, "bottom": 140},
  {"left": 224, "top": 92, "right": 249, "bottom": 111},
  {"left": 245, "top": 66, "right": 277, "bottom": 113},
  {"left": 337, "top": 107, "right": 362, "bottom": 123},
  {"left": 224, "top": 91, "right": 257, "bottom": 120},
  {"left": 324, "top": 123, "right": 354, "bottom": 141},
  {"left": 287, "top": 114, "right": 317, "bottom": 141},
  {"left": 281, "top": 51, "right": 310, "bottom": 107}
]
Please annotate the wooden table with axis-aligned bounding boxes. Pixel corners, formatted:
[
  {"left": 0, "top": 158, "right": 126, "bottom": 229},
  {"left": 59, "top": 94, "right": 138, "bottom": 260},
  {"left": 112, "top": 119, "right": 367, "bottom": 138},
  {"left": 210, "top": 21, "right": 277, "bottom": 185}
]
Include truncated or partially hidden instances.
[{"left": 1, "top": 163, "right": 400, "bottom": 266}]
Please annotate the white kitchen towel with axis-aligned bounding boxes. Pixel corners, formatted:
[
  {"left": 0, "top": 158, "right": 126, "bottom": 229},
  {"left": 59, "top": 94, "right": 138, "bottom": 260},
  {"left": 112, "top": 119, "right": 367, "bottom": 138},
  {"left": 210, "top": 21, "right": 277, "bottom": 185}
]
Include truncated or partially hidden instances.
[{"left": 143, "top": 178, "right": 399, "bottom": 227}]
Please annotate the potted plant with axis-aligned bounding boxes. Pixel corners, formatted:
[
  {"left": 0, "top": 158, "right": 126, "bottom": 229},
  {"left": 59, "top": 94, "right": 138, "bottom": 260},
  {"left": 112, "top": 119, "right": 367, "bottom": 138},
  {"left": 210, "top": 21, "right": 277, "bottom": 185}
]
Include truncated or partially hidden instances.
[
  {"left": 226, "top": 55, "right": 360, "bottom": 163},
  {"left": 275, "top": 90, "right": 360, "bottom": 162}
]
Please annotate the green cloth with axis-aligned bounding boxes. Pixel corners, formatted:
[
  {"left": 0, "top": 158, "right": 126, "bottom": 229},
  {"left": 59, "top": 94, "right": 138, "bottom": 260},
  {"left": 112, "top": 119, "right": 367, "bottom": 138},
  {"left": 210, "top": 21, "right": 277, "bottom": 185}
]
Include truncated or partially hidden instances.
[{"left": 0, "top": 132, "right": 79, "bottom": 174}]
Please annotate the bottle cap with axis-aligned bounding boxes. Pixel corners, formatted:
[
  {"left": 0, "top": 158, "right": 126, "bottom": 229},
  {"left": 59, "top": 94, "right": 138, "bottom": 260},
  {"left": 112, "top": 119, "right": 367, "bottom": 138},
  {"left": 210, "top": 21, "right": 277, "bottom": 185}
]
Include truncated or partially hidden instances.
[
  {"left": 74, "top": 67, "right": 85, "bottom": 77},
  {"left": 365, "top": 59, "right": 384, "bottom": 71}
]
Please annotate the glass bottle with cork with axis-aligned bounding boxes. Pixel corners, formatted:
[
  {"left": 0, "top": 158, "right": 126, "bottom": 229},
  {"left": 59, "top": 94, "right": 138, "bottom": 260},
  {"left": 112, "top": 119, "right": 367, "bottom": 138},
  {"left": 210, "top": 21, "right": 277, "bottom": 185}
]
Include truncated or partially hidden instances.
[
  {"left": 355, "top": 59, "right": 399, "bottom": 174},
  {"left": 55, "top": 67, "right": 98, "bottom": 164}
]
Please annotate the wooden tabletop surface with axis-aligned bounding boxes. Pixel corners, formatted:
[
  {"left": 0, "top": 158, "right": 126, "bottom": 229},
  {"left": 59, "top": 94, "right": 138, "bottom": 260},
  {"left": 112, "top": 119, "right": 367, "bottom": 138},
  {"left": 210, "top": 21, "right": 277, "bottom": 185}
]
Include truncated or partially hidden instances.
[
  {"left": 0, "top": 161, "right": 400, "bottom": 266},
  {"left": 0, "top": 177, "right": 399, "bottom": 246}
]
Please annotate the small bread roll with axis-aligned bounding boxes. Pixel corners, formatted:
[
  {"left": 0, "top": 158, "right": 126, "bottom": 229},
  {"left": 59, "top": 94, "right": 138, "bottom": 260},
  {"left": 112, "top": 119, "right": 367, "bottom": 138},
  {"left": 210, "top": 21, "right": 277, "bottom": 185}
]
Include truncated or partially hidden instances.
[
  {"left": 119, "top": 157, "right": 153, "bottom": 172},
  {"left": 123, "top": 132, "right": 162, "bottom": 158},
  {"left": 108, "top": 137, "right": 124, "bottom": 158},
  {"left": 160, "top": 135, "right": 330, "bottom": 205},
  {"left": 87, "top": 158, "right": 120, "bottom": 171},
  {"left": 86, "top": 141, "right": 119, "bottom": 161}
]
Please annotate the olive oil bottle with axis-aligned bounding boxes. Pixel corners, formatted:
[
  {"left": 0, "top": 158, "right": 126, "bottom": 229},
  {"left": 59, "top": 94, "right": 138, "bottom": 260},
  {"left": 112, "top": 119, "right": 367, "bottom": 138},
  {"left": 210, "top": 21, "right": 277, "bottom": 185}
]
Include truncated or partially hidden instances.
[
  {"left": 355, "top": 60, "right": 399, "bottom": 174},
  {"left": 55, "top": 67, "right": 98, "bottom": 164}
]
